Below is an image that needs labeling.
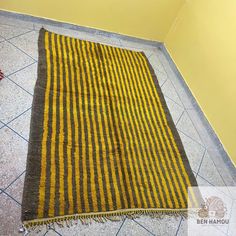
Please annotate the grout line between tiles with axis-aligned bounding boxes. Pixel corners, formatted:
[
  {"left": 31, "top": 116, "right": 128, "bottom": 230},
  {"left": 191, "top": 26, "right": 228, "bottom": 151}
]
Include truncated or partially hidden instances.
[
  {"left": 160, "top": 79, "right": 167, "bottom": 88},
  {"left": 4, "top": 107, "right": 32, "bottom": 127},
  {"left": 206, "top": 150, "right": 231, "bottom": 188},
  {"left": 175, "top": 217, "right": 183, "bottom": 236},
  {"left": 1, "top": 190, "right": 21, "bottom": 206},
  {"left": 43, "top": 230, "right": 49, "bottom": 236},
  {"left": 177, "top": 129, "right": 205, "bottom": 148},
  {"left": 163, "top": 94, "right": 184, "bottom": 109},
  {"left": 226, "top": 200, "right": 235, "bottom": 235},
  {"left": 175, "top": 111, "right": 184, "bottom": 126},
  {"left": 2, "top": 123, "right": 29, "bottom": 143},
  {"left": 132, "top": 219, "right": 155, "bottom": 236},
  {"left": 196, "top": 149, "right": 207, "bottom": 176},
  {"left": 49, "top": 227, "right": 63, "bottom": 236},
  {"left": 196, "top": 173, "right": 215, "bottom": 186},
  {"left": 116, "top": 217, "right": 127, "bottom": 236},
  {"left": 5, "top": 76, "right": 33, "bottom": 96},
  {"left": 6, "top": 61, "right": 37, "bottom": 77},
  {"left": 159, "top": 79, "right": 167, "bottom": 88},
  {"left": 3, "top": 170, "right": 26, "bottom": 192},
  {"left": 184, "top": 110, "right": 206, "bottom": 147},
  {"left": 1, "top": 29, "right": 34, "bottom": 42},
  {"left": 5, "top": 38, "right": 37, "bottom": 62}
]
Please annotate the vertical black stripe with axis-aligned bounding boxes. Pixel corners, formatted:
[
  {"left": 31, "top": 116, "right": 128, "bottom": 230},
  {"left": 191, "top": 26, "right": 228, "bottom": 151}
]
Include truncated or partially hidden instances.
[
  {"left": 99, "top": 43, "right": 132, "bottom": 208},
  {"left": 72, "top": 38, "right": 82, "bottom": 212},
  {"left": 85, "top": 41, "right": 102, "bottom": 211},
  {"left": 98, "top": 45, "right": 125, "bottom": 208},
  {"left": 44, "top": 32, "right": 53, "bottom": 217},
  {"left": 87, "top": 41, "right": 110, "bottom": 211},
  {"left": 68, "top": 37, "right": 79, "bottom": 213},
  {"left": 94, "top": 44, "right": 121, "bottom": 210},
  {"left": 65, "top": 36, "right": 75, "bottom": 212},
  {"left": 61, "top": 35, "right": 69, "bottom": 215},
  {"left": 124, "top": 49, "right": 169, "bottom": 207},
  {"left": 106, "top": 46, "right": 143, "bottom": 208},
  {"left": 134, "top": 52, "right": 181, "bottom": 208},
  {"left": 75, "top": 40, "right": 86, "bottom": 213},
  {"left": 128, "top": 50, "right": 170, "bottom": 207},
  {"left": 100, "top": 44, "right": 136, "bottom": 208},
  {"left": 54, "top": 34, "right": 61, "bottom": 217},
  {"left": 93, "top": 43, "right": 115, "bottom": 211},
  {"left": 137, "top": 53, "right": 187, "bottom": 207},
  {"left": 79, "top": 40, "right": 91, "bottom": 212},
  {"left": 114, "top": 47, "right": 155, "bottom": 208}
]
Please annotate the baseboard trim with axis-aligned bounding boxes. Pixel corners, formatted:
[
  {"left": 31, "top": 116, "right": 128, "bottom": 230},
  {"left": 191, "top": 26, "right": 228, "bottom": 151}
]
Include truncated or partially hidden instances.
[{"left": 0, "top": 9, "right": 162, "bottom": 47}]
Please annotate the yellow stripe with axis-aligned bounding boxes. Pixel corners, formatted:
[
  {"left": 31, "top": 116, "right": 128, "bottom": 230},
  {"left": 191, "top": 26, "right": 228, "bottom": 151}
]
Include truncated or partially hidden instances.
[
  {"left": 119, "top": 48, "right": 161, "bottom": 208},
  {"left": 90, "top": 42, "right": 115, "bottom": 211},
  {"left": 62, "top": 36, "right": 74, "bottom": 213},
  {"left": 109, "top": 47, "right": 147, "bottom": 207},
  {"left": 83, "top": 41, "right": 98, "bottom": 211},
  {"left": 119, "top": 47, "right": 157, "bottom": 207},
  {"left": 138, "top": 53, "right": 197, "bottom": 207},
  {"left": 48, "top": 33, "right": 57, "bottom": 217},
  {"left": 94, "top": 43, "right": 128, "bottom": 210},
  {"left": 70, "top": 38, "right": 82, "bottom": 211},
  {"left": 100, "top": 45, "right": 122, "bottom": 210},
  {"left": 124, "top": 49, "right": 167, "bottom": 208},
  {"left": 76, "top": 39, "right": 90, "bottom": 212},
  {"left": 109, "top": 47, "right": 140, "bottom": 208},
  {"left": 106, "top": 46, "right": 136, "bottom": 208},
  {"left": 56, "top": 34, "right": 65, "bottom": 215},
  {"left": 38, "top": 32, "right": 51, "bottom": 218},
  {"left": 127, "top": 50, "right": 180, "bottom": 208},
  {"left": 131, "top": 52, "right": 181, "bottom": 208}
]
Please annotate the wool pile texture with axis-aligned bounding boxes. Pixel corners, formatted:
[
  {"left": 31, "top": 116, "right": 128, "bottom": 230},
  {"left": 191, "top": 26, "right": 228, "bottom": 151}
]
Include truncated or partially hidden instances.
[{"left": 22, "top": 28, "right": 198, "bottom": 228}]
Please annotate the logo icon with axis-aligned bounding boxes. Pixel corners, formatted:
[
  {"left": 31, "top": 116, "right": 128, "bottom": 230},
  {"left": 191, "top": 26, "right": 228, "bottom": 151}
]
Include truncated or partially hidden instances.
[{"left": 198, "top": 196, "right": 227, "bottom": 219}]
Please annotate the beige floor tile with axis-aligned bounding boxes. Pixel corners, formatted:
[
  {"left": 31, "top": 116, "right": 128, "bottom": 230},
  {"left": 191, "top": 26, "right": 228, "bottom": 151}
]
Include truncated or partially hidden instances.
[
  {"left": 135, "top": 215, "right": 181, "bottom": 236},
  {"left": 179, "top": 132, "right": 205, "bottom": 173},
  {"left": 165, "top": 96, "right": 185, "bottom": 124},
  {"left": 0, "top": 127, "right": 27, "bottom": 189},
  {"left": 8, "top": 63, "right": 37, "bottom": 95},
  {"left": 0, "top": 24, "right": 31, "bottom": 40},
  {"left": 0, "top": 78, "right": 32, "bottom": 123},
  {"left": 198, "top": 151, "right": 225, "bottom": 186},
  {"left": 9, "top": 31, "right": 39, "bottom": 61},
  {"left": 8, "top": 109, "right": 31, "bottom": 141},
  {"left": 0, "top": 193, "right": 22, "bottom": 236},
  {"left": 0, "top": 41, "right": 34, "bottom": 75},
  {"left": 5, "top": 172, "right": 25, "bottom": 204},
  {"left": 117, "top": 219, "right": 152, "bottom": 236},
  {"left": 53, "top": 219, "right": 123, "bottom": 236},
  {"left": 161, "top": 79, "right": 183, "bottom": 107},
  {"left": 177, "top": 112, "right": 203, "bottom": 145}
]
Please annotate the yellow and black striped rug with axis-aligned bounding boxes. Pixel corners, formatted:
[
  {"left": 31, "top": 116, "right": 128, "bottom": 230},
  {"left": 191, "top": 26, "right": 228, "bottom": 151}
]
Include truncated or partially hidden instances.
[{"left": 22, "top": 28, "right": 198, "bottom": 228}]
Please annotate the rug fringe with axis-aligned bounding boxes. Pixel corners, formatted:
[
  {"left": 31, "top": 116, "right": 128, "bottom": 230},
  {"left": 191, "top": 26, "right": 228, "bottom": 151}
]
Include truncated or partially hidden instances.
[{"left": 20, "top": 208, "right": 188, "bottom": 233}]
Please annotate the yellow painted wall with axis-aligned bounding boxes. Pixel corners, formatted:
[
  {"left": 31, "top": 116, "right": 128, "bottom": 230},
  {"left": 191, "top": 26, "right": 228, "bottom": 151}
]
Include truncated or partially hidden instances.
[
  {"left": 165, "top": 0, "right": 236, "bottom": 163},
  {"left": 0, "top": 0, "right": 184, "bottom": 41}
]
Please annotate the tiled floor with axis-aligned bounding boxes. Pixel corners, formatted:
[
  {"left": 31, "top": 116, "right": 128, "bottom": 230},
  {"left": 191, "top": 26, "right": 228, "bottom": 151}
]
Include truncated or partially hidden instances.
[{"left": 0, "top": 13, "right": 235, "bottom": 236}]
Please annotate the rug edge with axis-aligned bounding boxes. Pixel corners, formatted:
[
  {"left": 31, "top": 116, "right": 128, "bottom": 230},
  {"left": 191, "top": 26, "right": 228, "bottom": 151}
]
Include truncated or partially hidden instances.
[
  {"left": 22, "top": 208, "right": 188, "bottom": 231},
  {"left": 140, "top": 51, "right": 198, "bottom": 188}
]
